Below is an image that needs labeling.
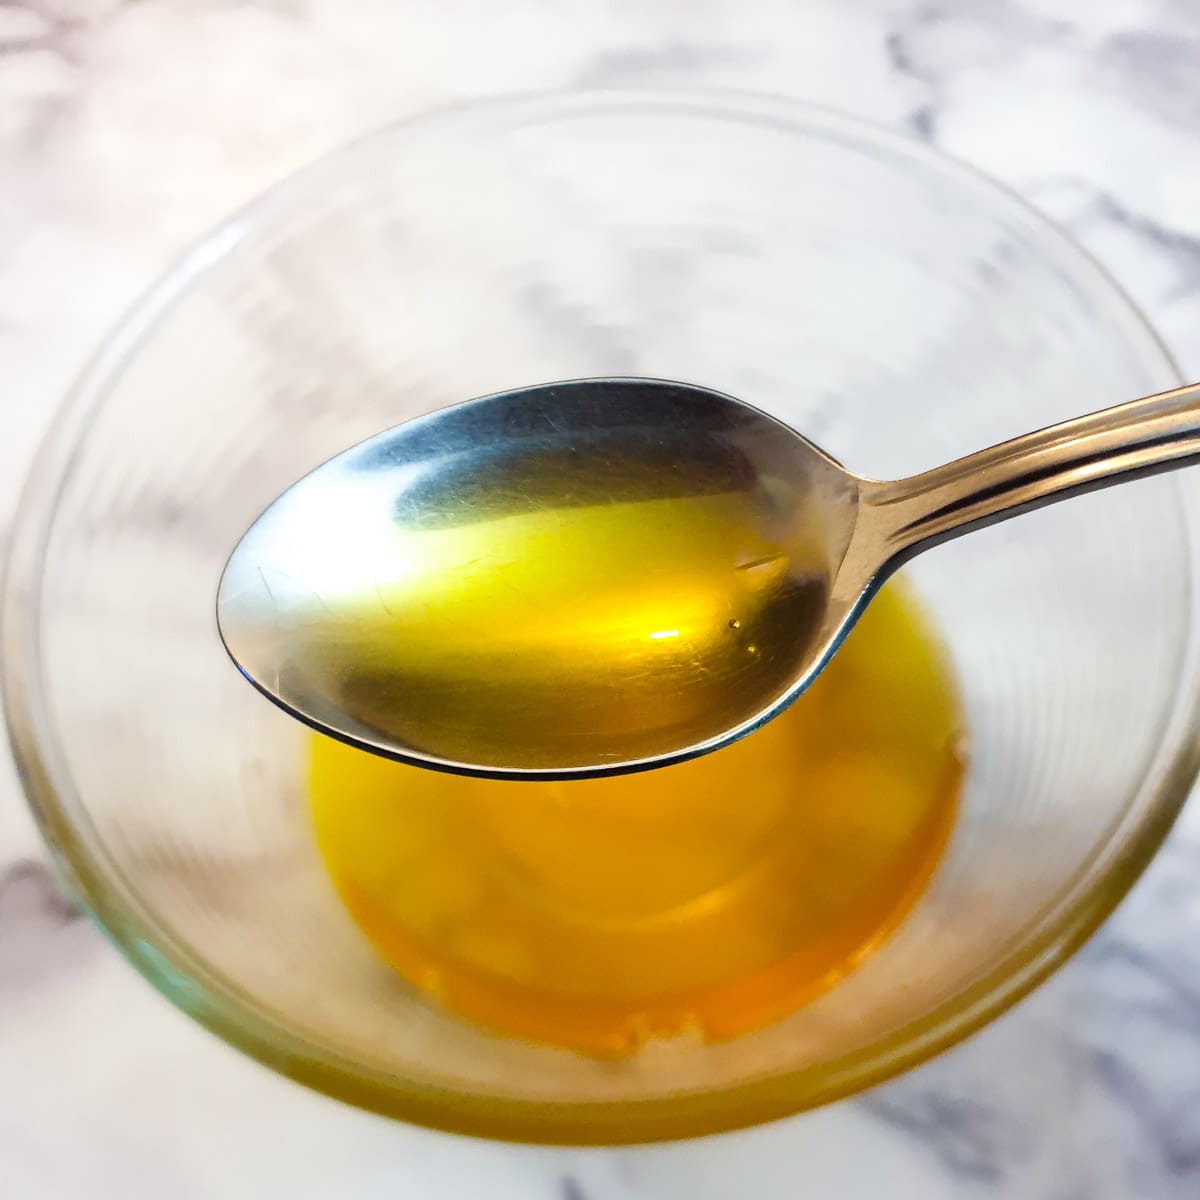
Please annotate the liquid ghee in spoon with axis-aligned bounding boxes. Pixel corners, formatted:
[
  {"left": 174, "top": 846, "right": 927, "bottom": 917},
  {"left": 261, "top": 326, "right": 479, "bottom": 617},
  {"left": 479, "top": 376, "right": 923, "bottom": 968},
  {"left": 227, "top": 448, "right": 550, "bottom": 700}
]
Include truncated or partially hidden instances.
[
  {"left": 309, "top": 578, "right": 962, "bottom": 1056},
  {"left": 259, "top": 421, "right": 847, "bottom": 773}
]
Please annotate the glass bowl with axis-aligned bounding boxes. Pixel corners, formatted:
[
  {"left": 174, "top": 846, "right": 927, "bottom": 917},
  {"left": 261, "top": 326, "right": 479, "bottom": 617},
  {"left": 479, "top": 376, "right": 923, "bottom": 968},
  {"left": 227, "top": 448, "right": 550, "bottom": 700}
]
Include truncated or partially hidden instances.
[{"left": 4, "top": 91, "right": 1199, "bottom": 1145}]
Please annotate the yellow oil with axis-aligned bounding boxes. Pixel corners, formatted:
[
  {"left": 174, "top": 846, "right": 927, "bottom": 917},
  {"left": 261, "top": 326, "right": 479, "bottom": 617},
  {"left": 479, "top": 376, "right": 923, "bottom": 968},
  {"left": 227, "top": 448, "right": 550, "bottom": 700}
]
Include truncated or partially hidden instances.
[
  {"left": 309, "top": 579, "right": 962, "bottom": 1056},
  {"left": 284, "top": 427, "right": 842, "bottom": 772}
]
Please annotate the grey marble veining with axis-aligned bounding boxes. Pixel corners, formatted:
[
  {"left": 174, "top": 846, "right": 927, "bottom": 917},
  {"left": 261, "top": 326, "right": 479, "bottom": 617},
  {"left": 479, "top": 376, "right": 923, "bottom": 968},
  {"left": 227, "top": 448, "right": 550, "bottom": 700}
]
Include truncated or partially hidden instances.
[{"left": 2, "top": 1, "right": 1200, "bottom": 1196}]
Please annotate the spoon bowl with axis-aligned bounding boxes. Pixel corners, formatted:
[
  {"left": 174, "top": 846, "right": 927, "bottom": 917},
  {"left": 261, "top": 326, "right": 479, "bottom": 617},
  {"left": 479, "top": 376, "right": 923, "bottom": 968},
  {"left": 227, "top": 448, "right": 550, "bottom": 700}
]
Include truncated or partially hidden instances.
[
  {"left": 217, "top": 378, "right": 865, "bottom": 777},
  {"left": 220, "top": 373, "right": 1200, "bottom": 778}
]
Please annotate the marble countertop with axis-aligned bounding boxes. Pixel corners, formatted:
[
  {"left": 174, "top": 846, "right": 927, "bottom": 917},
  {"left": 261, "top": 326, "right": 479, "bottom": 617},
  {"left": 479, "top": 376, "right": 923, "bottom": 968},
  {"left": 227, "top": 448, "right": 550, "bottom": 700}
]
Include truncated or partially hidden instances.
[{"left": 3, "top": 1, "right": 1200, "bottom": 1196}]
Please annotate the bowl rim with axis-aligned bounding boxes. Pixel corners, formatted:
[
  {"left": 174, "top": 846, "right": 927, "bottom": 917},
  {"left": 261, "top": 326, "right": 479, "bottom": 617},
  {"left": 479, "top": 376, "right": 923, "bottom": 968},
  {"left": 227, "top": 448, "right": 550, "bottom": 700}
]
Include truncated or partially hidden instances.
[{"left": 5, "top": 88, "right": 1200, "bottom": 1145}]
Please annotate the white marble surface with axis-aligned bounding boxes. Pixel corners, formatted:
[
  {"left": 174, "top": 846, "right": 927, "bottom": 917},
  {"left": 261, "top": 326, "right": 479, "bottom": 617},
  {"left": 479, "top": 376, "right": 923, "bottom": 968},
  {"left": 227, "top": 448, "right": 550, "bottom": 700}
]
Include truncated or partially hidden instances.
[{"left": 2, "top": 0, "right": 1200, "bottom": 1196}]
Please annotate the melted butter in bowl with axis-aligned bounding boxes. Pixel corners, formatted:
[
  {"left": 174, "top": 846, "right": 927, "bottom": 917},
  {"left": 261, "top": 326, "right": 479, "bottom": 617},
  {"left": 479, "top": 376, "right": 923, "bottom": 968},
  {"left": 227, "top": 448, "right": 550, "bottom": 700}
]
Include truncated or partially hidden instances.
[{"left": 308, "top": 580, "right": 963, "bottom": 1056}]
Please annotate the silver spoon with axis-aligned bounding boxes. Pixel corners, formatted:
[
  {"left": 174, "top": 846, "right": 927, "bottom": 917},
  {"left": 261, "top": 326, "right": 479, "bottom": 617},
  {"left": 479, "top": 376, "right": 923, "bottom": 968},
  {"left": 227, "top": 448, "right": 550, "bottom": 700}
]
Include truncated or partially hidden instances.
[{"left": 218, "top": 375, "right": 1200, "bottom": 780}]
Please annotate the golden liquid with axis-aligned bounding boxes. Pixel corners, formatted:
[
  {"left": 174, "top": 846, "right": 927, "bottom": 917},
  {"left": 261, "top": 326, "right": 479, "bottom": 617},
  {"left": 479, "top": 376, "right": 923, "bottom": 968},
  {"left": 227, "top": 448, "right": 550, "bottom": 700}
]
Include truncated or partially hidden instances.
[
  {"left": 309, "top": 580, "right": 962, "bottom": 1056},
  {"left": 267, "top": 415, "right": 848, "bottom": 772}
]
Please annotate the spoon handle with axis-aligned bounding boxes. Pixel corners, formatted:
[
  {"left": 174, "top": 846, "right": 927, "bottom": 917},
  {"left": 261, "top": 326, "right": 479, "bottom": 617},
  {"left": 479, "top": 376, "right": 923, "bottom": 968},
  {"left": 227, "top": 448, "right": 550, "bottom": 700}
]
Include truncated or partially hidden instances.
[{"left": 867, "top": 381, "right": 1200, "bottom": 559}]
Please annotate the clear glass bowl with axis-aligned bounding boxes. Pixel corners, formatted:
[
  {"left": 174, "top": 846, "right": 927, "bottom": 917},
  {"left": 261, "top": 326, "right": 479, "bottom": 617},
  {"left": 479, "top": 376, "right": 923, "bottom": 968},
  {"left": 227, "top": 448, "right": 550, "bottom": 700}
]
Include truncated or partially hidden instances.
[{"left": 4, "top": 92, "right": 1200, "bottom": 1144}]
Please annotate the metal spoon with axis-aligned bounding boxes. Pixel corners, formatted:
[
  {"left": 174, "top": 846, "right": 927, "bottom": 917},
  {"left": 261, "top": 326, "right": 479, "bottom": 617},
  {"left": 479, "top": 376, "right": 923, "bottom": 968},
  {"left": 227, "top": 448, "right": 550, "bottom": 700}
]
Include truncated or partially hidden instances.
[{"left": 218, "top": 375, "right": 1200, "bottom": 780}]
